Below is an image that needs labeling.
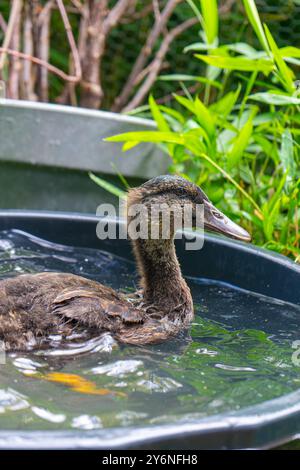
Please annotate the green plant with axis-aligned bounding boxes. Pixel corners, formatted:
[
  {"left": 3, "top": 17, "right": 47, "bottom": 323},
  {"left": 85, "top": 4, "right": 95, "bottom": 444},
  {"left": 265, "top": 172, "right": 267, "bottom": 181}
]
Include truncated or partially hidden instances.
[{"left": 103, "top": 0, "right": 300, "bottom": 261}]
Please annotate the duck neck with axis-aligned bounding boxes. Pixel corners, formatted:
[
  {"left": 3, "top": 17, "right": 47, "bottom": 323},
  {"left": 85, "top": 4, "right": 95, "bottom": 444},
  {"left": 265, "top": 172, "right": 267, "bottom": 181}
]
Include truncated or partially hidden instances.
[{"left": 131, "top": 237, "right": 192, "bottom": 311}]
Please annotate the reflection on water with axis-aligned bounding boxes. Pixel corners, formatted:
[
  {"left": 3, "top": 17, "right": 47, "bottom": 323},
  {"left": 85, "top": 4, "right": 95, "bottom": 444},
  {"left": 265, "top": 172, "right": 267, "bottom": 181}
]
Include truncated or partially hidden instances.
[{"left": 0, "top": 229, "right": 299, "bottom": 430}]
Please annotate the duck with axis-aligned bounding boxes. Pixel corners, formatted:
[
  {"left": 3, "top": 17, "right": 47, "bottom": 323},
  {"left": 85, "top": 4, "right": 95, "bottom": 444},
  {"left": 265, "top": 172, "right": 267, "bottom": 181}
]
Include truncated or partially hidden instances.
[{"left": 0, "top": 175, "right": 251, "bottom": 351}]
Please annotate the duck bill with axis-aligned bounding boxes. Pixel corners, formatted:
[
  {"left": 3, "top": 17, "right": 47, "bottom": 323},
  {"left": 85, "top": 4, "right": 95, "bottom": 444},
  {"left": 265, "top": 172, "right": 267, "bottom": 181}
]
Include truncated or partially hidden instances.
[{"left": 203, "top": 200, "right": 251, "bottom": 242}]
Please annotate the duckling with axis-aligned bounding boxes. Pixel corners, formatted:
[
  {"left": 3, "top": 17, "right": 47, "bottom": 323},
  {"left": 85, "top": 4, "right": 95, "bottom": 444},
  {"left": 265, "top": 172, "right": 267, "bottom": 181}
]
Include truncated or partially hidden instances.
[{"left": 0, "top": 175, "right": 250, "bottom": 350}]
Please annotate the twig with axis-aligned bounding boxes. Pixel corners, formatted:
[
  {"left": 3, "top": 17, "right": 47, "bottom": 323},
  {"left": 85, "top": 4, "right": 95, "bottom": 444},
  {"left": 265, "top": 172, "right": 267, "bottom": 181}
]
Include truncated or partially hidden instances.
[
  {"left": 152, "top": 0, "right": 161, "bottom": 22},
  {"left": 0, "top": 13, "right": 7, "bottom": 33},
  {"left": 103, "top": 0, "right": 133, "bottom": 35},
  {"left": 56, "top": 0, "right": 82, "bottom": 81},
  {"left": 38, "top": 1, "right": 53, "bottom": 101},
  {"left": 0, "top": 0, "right": 22, "bottom": 72},
  {"left": 22, "top": 3, "right": 35, "bottom": 100},
  {"left": 79, "top": 0, "right": 107, "bottom": 108},
  {"left": 8, "top": 0, "right": 22, "bottom": 99},
  {"left": 70, "top": 0, "right": 84, "bottom": 12},
  {"left": 123, "top": 17, "right": 197, "bottom": 112},
  {"left": 0, "top": 47, "right": 81, "bottom": 82},
  {"left": 120, "top": 3, "right": 153, "bottom": 24},
  {"left": 219, "top": 0, "right": 236, "bottom": 15},
  {"left": 156, "top": 83, "right": 201, "bottom": 105},
  {"left": 112, "top": 0, "right": 182, "bottom": 112}
]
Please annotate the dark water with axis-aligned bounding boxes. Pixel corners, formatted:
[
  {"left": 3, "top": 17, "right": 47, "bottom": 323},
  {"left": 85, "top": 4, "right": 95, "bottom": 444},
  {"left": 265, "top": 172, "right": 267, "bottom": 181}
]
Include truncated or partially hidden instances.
[{"left": 0, "top": 229, "right": 299, "bottom": 431}]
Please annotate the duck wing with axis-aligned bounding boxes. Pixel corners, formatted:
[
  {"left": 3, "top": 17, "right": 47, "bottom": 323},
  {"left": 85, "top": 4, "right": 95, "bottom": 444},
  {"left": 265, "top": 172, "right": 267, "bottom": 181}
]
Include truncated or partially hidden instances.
[{"left": 52, "top": 287, "right": 144, "bottom": 330}]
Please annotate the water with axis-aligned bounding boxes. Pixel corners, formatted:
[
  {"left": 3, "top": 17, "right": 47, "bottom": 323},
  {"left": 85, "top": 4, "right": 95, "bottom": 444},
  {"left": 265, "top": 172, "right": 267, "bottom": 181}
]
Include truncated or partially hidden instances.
[{"left": 0, "top": 229, "right": 299, "bottom": 431}]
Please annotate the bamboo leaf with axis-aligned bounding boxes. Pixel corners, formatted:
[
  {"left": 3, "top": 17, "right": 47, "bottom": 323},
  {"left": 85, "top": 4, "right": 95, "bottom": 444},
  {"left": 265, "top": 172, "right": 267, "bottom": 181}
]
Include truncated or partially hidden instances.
[
  {"left": 243, "top": 0, "right": 270, "bottom": 54},
  {"left": 199, "top": 0, "right": 218, "bottom": 45},
  {"left": 209, "top": 85, "right": 241, "bottom": 118},
  {"left": 264, "top": 24, "right": 295, "bottom": 93},
  {"left": 195, "top": 54, "right": 273, "bottom": 72},
  {"left": 89, "top": 173, "right": 126, "bottom": 198},
  {"left": 280, "top": 130, "right": 297, "bottom": 185},
  {"left": 249, "top": 92, "right": 300, "bottom": 105},
  {"left": 227, "top": 116, "right": 253, "bottom": 168},
  {"left": 122, "top": 141, "right": 140, "bottom": 151},
  {"left": 194, "top": 96, "right": 215, "bottom": 139},
  {"left": 184, "top": 42, "right": 215, "bottom": 53},
  {"left": 279, "top": 46, "right": 300, "bottom": 58},
  {"left": 149, "top": 95, "right": 170, "bottom": 132},
  {"left": 105, "top": 131, "right": 185, "bottom": 145},
  {"left": 159, "top": 74, "right": 222, "bottom": 89}
]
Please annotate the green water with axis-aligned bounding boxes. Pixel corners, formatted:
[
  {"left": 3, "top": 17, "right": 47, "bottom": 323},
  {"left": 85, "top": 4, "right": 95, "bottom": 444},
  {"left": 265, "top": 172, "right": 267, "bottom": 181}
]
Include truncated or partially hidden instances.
[{"left": 0, "top": 230, "right": 299, "bottom": 431}]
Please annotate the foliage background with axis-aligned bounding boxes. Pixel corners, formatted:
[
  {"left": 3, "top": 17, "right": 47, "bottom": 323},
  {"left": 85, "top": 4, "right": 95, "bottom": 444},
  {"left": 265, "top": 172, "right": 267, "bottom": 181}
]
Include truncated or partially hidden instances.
[{"left": 1, "top": 1, "right": 300, "bottom": 109}]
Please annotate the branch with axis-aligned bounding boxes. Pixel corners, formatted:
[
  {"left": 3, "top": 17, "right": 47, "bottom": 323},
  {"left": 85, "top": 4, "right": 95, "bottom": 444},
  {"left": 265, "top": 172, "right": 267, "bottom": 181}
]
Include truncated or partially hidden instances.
[
  {"left": 22, "top": 2, "right": 35, "bottom": 100},
  {"left": 112, "top": 0, "right": 183, "bottom": 111},
  {"left": 8, "top": 0, "right": 22, "bottom": 99},
  {"left": 56, "top": 0, "right": 82, "bottom": 81},
  {"left": 0, "top": 14, "right": 7, "bottom": 33},
  {"left": 79, "top": 0, "right": 107, "bottom": 108},
  {"left": 156, "top": 83, "right": 200, "bottom": 105},
  {"left": 103, "top": 0, "right": 133, "bottom": 35},
  {"left": 120, "top": 2, "right": 153, "bottom": 24},
  {"left": 123, "top": 17, "right": 198, "bottom": 112},
  {"left": 219, "top": 0, "right": 236, "bottom": 15},
  {"left": 37, "top": 1, "right": 53, "bottom": 101},
  {"left": 0, "top": 47, "right": 81, "bottom": 82},
  {"left": 0, "top": 0, "right": 22, "bottom": 72}
]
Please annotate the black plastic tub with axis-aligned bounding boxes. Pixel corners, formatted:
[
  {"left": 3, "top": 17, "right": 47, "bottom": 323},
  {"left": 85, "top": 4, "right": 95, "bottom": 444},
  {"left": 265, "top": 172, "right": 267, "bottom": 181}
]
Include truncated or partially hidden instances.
[{"left": 0, "top": 210, "right": 300, "bottom": 450}]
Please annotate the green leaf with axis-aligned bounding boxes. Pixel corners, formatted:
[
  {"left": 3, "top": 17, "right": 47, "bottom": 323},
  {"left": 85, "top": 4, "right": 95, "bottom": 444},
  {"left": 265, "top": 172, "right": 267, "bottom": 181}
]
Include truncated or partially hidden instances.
[
  {"left": 249, "top": 92, "right": 300, "bottom": 105},
  {"left": 105, "top": 131, "right": 185, "bottom": 145},
  {"left": 149, "top": 95, "right": 174, "bottom": 155},
  {"left": 227, "top": 116, "right": 253, "bottom": 169},
  {"left": 149, "top": 95, "right": 170, "bottom": 132},
  {"left": 122, "top": 141, "right": 140, "bottom": 151},
  {"left": 89, "top": 173, "right": 126, "bottom": 198},
  {"left": 209, "top": 85, "right": 241, "bottom": 118},
  {"left": 226, "top": 42, "right": 260, "bottom": 58},
  {"left": 264, "top": 24, "right": 295, "bottom": 93},
  {"left": 263, "top": 199, "right": 280, "bottom": 241},
  {"left": 195, "top": 54, "right": 273, "bottom": 72},
  {"left": 199, "top": 0, "right": 218, "bottom": 45},
  {"left": 173, "top": 94, "right": 195, "bottom": 114},
  {"left": 158, "top": 105, "right": 185, "bottom": 125},
  {"left": 280, "top": 130, "right": 296, "bottom": 184},
  {"left": 184, "top": 42, "right": 215, "bottom": 53},
  {"left": 243, "top": 0, "right": 270, "bottom": 54},
  {"left": 279, "top": 46, "right": 300, "bottom": 58},
  {"left": 174, "top": 94, "right": 215, "bottom": 140},
  {"left": 159, "top": 74, "right": 222, "bottom": 89},
  {"left": 194, "top": 96, "right": 215, "bottom": 139}
]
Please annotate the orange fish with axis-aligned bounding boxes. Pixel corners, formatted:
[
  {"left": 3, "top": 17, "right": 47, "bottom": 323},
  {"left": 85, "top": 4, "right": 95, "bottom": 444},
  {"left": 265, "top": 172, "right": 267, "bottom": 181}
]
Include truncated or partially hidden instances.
[{"left": 33, "top": 371, "right": 126, "bottom": 397}]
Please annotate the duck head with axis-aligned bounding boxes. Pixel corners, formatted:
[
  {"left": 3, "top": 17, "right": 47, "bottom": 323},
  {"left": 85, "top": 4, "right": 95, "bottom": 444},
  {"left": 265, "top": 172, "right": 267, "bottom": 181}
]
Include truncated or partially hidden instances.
[{"left": 127, "top": 175, "right": 251, "bottom": 242}]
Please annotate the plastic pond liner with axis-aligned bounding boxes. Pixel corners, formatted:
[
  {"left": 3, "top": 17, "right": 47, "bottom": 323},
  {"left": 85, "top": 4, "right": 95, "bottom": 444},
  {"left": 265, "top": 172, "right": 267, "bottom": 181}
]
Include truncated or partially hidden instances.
[{"left": 0, "top": 210, "right": 299, "bottom": 450}]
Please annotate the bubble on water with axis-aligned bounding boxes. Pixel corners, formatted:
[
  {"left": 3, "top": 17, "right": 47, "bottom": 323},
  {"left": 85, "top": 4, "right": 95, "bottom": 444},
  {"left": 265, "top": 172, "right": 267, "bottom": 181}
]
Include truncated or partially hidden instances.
[
  {"left": 215, "top": 364, "right": 256, "bottom": 372},
  {"left": 13, "top": 357, "right": 45, "bottom": 371},
  {"left": 37, "top": 333, "right": 118, "bottom": 357},
  {"left": 0, "top": 239, "right": 14, "bottom": 251},
  {"left": 91, "top": 360, "right": 143, "bottom": 377},
  {"left": 208, "top": 399, "right": 224, "bottom": 408},
  {"left": 137, "top": 376, "right": 182, "bottom": 393},
  {"left": 31, "top": 406, "right": 66, "bottom": 423},
  {"left": 114, "top": 382, "right": 127, "bottom": 388},
  {"left": 116, "top": 410, "right": 148, "bottom": 426},
  {"left": 71, "top": 414, "right": 102, "bottom": 430},
  {"left": 0, "top": 388, "right": 29, "bottom": 413},
  {"left": 196, "top": 348, "right": 218, "bottom": 356}
]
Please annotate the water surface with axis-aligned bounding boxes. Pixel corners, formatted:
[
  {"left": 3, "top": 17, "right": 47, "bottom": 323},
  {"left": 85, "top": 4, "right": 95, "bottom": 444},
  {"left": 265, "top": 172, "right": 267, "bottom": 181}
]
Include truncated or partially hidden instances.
[{"left": 0, "top": 230, "right": 299, "bottom": 431}]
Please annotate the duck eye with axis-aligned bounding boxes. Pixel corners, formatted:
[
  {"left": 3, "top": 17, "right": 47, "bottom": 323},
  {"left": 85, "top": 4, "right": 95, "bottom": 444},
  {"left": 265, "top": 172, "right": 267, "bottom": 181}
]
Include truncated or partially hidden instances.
[{"left": 212, "top": 210, "right": 223, "bottom": 219}]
